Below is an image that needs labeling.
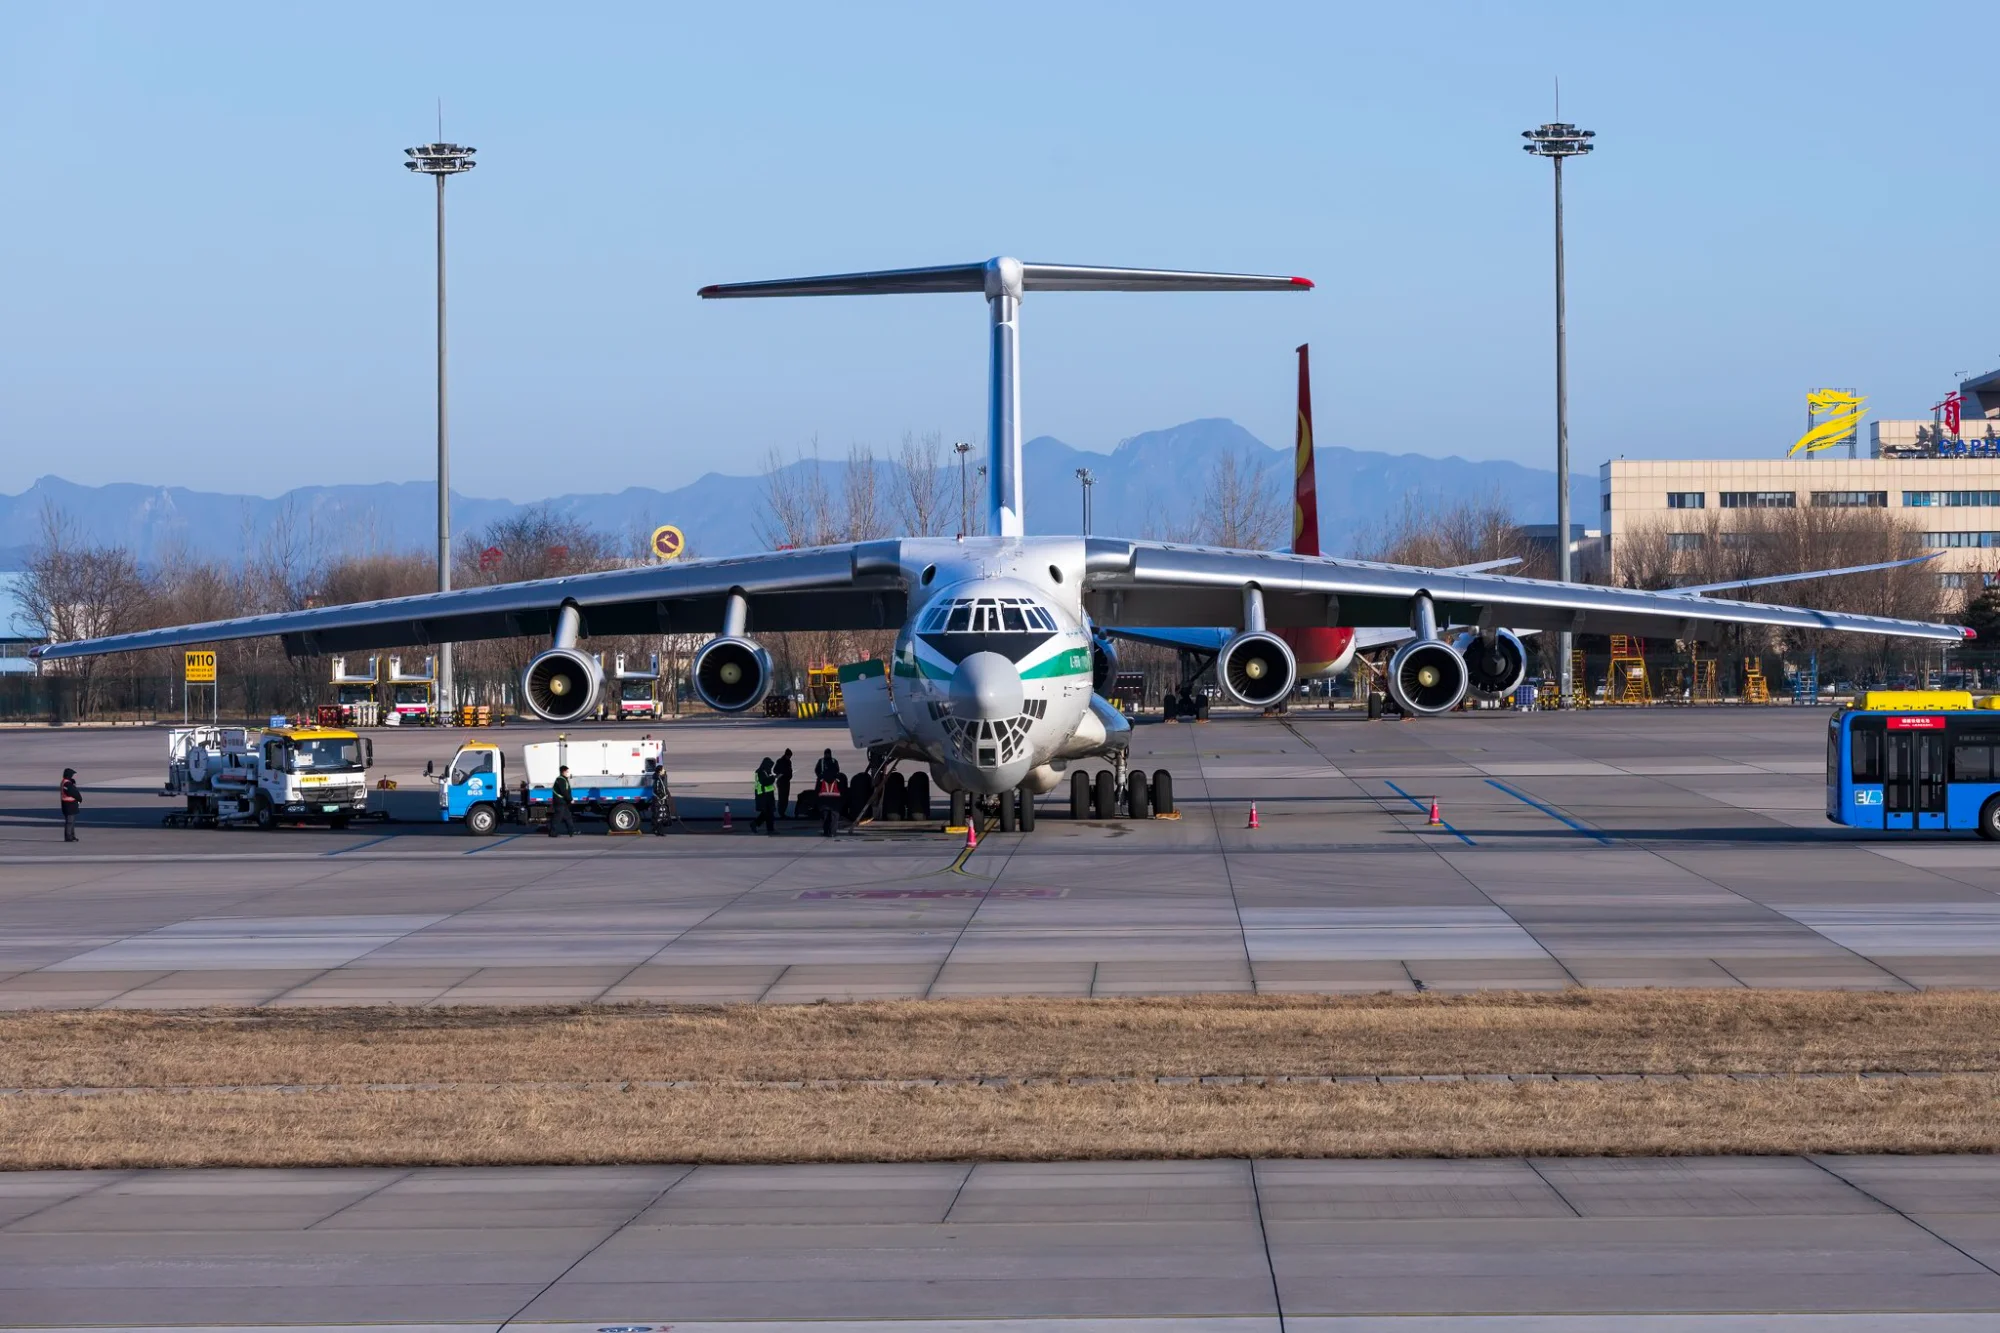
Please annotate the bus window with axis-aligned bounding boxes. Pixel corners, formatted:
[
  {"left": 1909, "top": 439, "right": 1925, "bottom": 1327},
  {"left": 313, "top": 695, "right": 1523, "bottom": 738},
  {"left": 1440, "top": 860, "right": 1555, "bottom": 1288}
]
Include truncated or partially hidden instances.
[
  {"left": 1953, "top": 734, "right": 2000, "bottom": 782},
  {"left": 1851, "top": 724, "right": 1883, "bottom": 783}
]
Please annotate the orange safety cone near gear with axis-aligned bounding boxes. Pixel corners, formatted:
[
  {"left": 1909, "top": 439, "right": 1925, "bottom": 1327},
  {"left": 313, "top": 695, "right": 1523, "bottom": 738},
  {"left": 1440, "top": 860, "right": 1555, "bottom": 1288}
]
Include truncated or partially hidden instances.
[
  {"left": 722, "top": 804, "right": 733, "bottom": 831},
  {"left": 1427, "top": 797, "right": 1442, "bottom": 827},
  {"left": 1247, "top": 802, "right": 1260, "bottom": 830},
  {"left": 965, "top": 819, "right": 979, "bottom": 850}
]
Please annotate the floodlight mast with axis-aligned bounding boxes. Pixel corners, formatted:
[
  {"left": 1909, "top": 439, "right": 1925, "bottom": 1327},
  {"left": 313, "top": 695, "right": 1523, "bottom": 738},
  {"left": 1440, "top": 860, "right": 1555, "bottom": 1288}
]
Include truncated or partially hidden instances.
[
  {"left": 1075, "top": 467, "right": 1096, "bottom": 536},
  {"left": 404, "top": 141, "right": 476, "bottom": 713},
  {"left": 1522, "top": 121, "right": 1593, "bottom": 706}
]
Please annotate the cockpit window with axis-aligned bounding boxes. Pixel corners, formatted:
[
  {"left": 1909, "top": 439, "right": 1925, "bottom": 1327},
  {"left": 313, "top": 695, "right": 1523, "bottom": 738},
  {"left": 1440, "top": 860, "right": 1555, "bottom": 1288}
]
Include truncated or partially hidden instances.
[
  {"left": 946, "top": 604, "right": 972, "bottom": 632},
  {"left": 1001, "top": 605, "right": 1025, "bottom": 631}
]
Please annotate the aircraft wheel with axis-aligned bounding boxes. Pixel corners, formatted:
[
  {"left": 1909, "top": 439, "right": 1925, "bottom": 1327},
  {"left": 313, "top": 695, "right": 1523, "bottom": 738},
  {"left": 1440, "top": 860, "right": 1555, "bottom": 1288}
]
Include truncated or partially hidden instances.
[
  {"left": 1127, "top": 770, "right": 1151, "bottom": 820},
  {"left": 1151, "top": 769, "right": 1175, "bottom": 816},
  {"left": 846, "top": 772, "right": 872, "bottom": 821},
  {"left": 1195, "top": 695, "right": 1211, "bottom": 721},
  {"left": 905, "top": 772, "right": 931, "bottom": 821},
  {"left": 881, "top": 772, "right": 907, "bottom": 822},
  {"left": 609, "top": 802, "right": 640, "bottom": 833},
  {"left": 1093, "top": 769, "right": 1117, "bottom": 820},
  {"left": 465, "top": 803, "right": 499, "bottom": 836},
  {"left": 1017, "top": 786, "right": 1036, "bottom": 832},
  {"left": 1070, "top": 770, "right": 1091, "bottom": 820},
  {"left": 1981, "top": 796, "right": 2000, "bottom": 843},
  {"left": 950, "top": 789, "right": 968, "bottom": 828},
  {"left": 997, "top": 788, "right": 1018, "bottom": 833}
]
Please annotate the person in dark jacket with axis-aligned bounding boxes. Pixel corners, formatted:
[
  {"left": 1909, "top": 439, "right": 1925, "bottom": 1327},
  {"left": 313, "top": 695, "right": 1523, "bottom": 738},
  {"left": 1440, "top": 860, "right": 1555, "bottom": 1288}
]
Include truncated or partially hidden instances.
[
  {"left": 547, "top": 765, "right": 577, "bottom": 837},
  {"left": 813, "top": 749, "right": 843, "bottom": 838},
  {"left": 773, "top": 748, "right": 794, "bottom": 819},
  {"left": 750, "top": 757, "right": 778, "bottom": 835},
  {"left": 59, "top": 768, "right": 81, "bottom": 843},
  {"left": 648, "top": 758, "right": 674, "bottom": 835}
]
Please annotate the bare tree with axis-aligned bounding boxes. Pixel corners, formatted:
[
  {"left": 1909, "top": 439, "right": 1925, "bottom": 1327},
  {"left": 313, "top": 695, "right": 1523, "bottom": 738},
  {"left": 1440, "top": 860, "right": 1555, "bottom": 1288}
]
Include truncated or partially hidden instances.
[
  {"left": 19, "top": 503, "right": 151, "bottom": 715},
  {"left": 1200, "top": 450, "right": 1285, "bottom": 549},
  {"left": 842, "top": 443, "right": 886, "bottom": 541},
  {"left": 890, "top": 430, "right": 953, "bottom": 537},
  {"left": 1358, "top": 495, "right": 1524, "bottom": 570},
  {"left": 757, "top": 442, "right": 836, "bottom": 549}
]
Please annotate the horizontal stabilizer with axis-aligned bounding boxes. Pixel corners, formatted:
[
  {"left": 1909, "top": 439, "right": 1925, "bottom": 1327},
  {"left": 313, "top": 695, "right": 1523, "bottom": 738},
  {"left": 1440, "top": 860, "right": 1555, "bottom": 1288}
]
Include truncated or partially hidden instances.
[{"left": 700, "top": 258, "right": 1312, "bottom": 300}]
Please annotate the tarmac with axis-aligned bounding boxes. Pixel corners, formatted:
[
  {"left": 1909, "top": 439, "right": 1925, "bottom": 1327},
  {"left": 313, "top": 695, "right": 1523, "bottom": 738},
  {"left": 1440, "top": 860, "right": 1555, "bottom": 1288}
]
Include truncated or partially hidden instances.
[
  {"left": 2, "top": 706, "right": 1999, "bottom": 1007},
  {"left": 8, "top": 1156, "right": 2000, "bottom": 1328}
]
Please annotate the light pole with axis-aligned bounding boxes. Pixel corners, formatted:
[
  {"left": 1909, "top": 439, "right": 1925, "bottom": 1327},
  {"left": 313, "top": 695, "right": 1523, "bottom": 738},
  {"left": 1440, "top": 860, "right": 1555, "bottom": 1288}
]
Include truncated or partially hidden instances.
[
  {"left": 953, "top": 441, "right": 973, "bottom": 538},
  {"left": 1075, "top": 467, "right": 1095, "bottom": 536},
  {"left": 1522, "top": 118, "right": 1593, "bottom": 705},
  {"left": 404, "top": 139, "right": 476, "bottom": 714}
]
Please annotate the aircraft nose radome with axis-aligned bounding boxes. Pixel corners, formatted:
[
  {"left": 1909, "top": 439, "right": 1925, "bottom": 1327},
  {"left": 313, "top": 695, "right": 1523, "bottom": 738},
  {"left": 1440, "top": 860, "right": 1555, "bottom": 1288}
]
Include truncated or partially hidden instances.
[{"left": 950, "top": 652, "right": 1024, "bottom": 720}]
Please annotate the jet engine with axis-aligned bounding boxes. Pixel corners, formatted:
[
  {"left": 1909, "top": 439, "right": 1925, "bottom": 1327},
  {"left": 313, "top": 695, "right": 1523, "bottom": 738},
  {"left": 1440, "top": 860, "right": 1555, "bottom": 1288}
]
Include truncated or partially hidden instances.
[
  {"left": 1090, "top": 631, "right": 1118, "bottom": 693},
  {"left": 1451, "top": 629, "right": 1529, "bottom": 700},
  {"left": 1387, "top": 639, "right": 1469, "bottom": 715},
  {"left": 691, "top": 636, "right": 773, "bottom": 713},
  {"left": 521, "top": 647, "right": 604, "bottom": 723},
  {"left": 1218, "top": 630, "right": 1297, "bottom": 709}
]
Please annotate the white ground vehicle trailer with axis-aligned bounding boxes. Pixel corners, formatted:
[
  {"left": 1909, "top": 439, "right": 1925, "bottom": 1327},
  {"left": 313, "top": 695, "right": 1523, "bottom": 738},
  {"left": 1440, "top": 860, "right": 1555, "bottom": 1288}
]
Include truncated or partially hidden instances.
[{"left": 164, "top": 726, "right": 374, "bottom": 829}]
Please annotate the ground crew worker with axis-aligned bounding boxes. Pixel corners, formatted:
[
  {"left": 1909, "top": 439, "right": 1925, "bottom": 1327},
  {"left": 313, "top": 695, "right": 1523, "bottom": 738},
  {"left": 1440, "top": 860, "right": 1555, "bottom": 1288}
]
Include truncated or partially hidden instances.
[
  {"left": 814, "top": 749, "right": 843, "bottom": 838},
  {"left": 751, "top": 757, "right": 778, "bottom": 835},
  {"left": 59, "top": 767, "right": 81, "bottom": 843},
  {"left": 774, "top": 748, "right": 794, "bottom": 819},
  {"left": 547, "top": 764, "right": 577, "bottom": 837},
  {"left": 647, "top": 758, "right": 674, "bottom": 835}
]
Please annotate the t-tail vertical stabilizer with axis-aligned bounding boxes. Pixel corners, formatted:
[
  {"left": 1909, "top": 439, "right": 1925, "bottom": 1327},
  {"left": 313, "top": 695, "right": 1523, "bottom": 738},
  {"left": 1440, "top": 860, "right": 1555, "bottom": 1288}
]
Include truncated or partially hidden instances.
[
  {"left": 1292, "top": 343, "right": 1319, "bottom": 558},
  {"left": 699, "top": 259, "right": 1311, "bottom": 539}
]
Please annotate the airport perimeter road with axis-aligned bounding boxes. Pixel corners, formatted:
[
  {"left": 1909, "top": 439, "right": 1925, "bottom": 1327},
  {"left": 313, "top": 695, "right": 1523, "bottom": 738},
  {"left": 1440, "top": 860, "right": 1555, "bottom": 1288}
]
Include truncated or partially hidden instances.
[
  {"left": 3, "top": 709, "right": 2000, "bottom": 1006},
  {"left": 6, "top": 1156, "right": 2000, "bottom": 1328}
]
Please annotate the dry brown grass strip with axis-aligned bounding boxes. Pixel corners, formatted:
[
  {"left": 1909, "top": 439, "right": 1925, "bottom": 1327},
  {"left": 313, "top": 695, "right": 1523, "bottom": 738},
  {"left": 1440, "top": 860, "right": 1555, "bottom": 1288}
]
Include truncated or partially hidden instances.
[
  {"left": 2, "top": 990, "right": 1997, "bottom": 1089},
  {"left": 4, "top": 1077, "right": 1998, "bottom": 1170}
]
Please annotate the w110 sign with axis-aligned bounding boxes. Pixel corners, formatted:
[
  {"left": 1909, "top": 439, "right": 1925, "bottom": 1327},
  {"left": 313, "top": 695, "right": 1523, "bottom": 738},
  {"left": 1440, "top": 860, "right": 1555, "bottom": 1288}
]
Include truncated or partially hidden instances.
[{"left": 184, "top": 651, "right": 216, "bottom": 684}]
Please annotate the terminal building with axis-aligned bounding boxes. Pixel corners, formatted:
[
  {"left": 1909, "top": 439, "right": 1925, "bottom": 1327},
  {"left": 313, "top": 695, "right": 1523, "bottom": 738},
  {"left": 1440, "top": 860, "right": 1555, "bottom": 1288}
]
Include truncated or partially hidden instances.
[{"left": 1600, "top": 368, "right": 2000, "bottom": 590}]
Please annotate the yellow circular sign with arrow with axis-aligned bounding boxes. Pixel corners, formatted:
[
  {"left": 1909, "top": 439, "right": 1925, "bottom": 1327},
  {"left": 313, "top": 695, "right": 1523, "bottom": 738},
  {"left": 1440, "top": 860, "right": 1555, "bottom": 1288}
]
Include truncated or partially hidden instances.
[{"left": 650, "top": 525, "right": 685, "bottom": 561}]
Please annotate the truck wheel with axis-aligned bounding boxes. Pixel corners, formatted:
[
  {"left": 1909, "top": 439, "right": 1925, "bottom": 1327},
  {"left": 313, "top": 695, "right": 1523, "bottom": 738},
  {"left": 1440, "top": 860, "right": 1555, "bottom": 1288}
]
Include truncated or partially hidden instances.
[
  {"left": 1980, "top": 797, "right": 2000, "bottom": 843},
  {"left": 1093, "top": 770, "right": 1117, "bottom": 820},
  {"left": 1071, "top": 769, "right": 1092, "bottom": 820},
  {"left": 608, "top": 802, "right": 640, "bottom": 833},
  {"left": 1017, "top": 786, "right": 1036, "bottom": 832},
  {"left": 881, "top": 772, "right": 906, "bottom": 822},
  {"left": 1152, "top": 769, "right": 1175, "bottom": 816},
  {"left": 466, "top": 803, "right": 498, "bottom": 836},
  {"left": 1127, "top": 770, "right": 1151, "bottom": 820},
  {"left": 329, "top": 815, "right": 350, "bottom": 831},
  {"left": 905, "top": 772, "right": 931, "bottom": 821},
  {"left": 254, "top": 795, "right": 276, "bottom": 830}
]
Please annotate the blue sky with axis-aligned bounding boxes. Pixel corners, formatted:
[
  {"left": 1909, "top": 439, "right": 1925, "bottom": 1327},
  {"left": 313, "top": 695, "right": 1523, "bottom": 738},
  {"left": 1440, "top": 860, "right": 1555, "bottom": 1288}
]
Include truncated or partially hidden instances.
[{"left": 1, "top": 1, "right": 1993, "bottom": 498}]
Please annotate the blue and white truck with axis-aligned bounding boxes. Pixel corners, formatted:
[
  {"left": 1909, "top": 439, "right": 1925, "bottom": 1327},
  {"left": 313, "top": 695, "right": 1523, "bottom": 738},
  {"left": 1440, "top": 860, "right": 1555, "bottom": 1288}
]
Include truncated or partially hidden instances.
[{"left": 440, "top": 737, "right": 665, "bottom": 835}]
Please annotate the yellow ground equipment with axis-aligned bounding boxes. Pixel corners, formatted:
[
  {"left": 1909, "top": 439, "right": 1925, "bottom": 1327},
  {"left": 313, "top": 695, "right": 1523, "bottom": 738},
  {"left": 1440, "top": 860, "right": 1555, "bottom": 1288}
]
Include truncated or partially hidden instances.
[
  {"left": 453, "top": 705, "right": 496, "bottom": 727},
  {"left": 1690, "top": 652, "right": 1718, "bottom": 702},
  {"left": 1743, "top": 658, "right": 1771, "bottom": 704},
  {"left": 1606, "top": 635, "right": 1651, "bottom": 706},
  {"left": 799, "top": 664, "right": 845, "bottom": 719},
  {"left": 1571, "top": 650, "right": 1592, "bottom": 709}
]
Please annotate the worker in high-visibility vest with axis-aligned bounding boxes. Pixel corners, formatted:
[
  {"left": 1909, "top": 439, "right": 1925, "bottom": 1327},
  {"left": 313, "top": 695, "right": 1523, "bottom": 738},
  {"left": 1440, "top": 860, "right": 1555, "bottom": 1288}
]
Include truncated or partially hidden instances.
[{"left": 750, "top": 757, "right": 778, "bottom": 836}]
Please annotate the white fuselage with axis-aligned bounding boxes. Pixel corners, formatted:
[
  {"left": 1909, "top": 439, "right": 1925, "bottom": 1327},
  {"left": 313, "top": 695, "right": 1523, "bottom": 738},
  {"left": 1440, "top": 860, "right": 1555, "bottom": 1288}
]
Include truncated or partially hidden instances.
[{"left": 883, "top": 537, "right": 1125, "bottom": 797}]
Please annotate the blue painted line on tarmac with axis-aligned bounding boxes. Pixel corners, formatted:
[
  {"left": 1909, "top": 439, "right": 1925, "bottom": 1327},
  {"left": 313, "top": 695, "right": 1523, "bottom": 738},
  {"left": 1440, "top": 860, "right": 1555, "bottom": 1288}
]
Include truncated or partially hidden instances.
[
  {"left": 464, "top": 833, "right": 527, "bottom": 854},
  {"left": 1382, "top": 780, "right": 1475, "bottom": 846},
  {"left": 324, "top": 834, "right": 397, "bottom": 856},
  {"left": 1485, "top": 778, "right": 1615, "bottom": 845}
]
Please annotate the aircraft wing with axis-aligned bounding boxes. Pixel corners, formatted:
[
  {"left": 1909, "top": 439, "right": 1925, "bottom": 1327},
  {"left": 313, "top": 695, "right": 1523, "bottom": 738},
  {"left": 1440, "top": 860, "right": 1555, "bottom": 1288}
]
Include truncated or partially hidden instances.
[
  {"left": 30, "top": 542, "right": 910, "bottom": 662},
  {"left": 1079, "top": 539, "right": 1969, "bottom": 644}
]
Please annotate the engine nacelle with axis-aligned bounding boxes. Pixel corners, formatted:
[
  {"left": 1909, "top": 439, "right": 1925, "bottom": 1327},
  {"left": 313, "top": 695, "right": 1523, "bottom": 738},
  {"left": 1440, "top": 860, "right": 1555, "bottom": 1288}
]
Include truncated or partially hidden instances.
[
  {"left": 1218, "top": 630, "right": 1297, "bottom": 709},
  {"left": 1387, "top": 639, "right": 1469, "bottom": 715},
  {"left": 1090, "top": 632, "right": 1118, "bottom": 693},
  {"left": 521, "top": 647, "right": 604, "bottom": 723},
  {"left": 1451, "top": 629, "right": 1529, "bottom": 700},
  {"left": 690, "top": 636, "right": 773, "bottom": 714}
]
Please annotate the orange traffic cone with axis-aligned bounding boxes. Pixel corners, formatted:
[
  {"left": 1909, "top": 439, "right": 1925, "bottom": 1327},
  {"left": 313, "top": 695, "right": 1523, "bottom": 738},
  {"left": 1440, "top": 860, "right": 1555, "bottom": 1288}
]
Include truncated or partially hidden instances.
[
  {"left": 1427, "top": 797, "right": 1442, "bottom": 827},
  {"left": 722, "top": 804, "right": 733, "bottom": 831},
  {"left": 1247, "top": 802, "right": 1260, "bottom": 830},
  {"left": 965, "top": 819, "right": 979, "bottom": 850}
]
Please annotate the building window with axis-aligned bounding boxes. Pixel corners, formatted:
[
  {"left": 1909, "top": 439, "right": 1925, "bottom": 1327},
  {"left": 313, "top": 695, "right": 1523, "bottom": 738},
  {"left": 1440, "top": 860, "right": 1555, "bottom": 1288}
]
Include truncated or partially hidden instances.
[
  {"left": 1811, "top": 491, "right": 1887, "bottom": 508},
  {"left": 1904, "top": 490, "right": 2000, "bottom": 508},
  {"left": 1719, "top": 531, "right": 1765, "bottom": 548},
  {"left": 1720, "top": 491, "right": 1796, "bottom": 509},
  {"left": 1667, "top": 533, "right": 1704, "bottom": 551},
  {"left": 1921, "top": 532, "right": 2000, "bottom": 548},
  {"left": 1939, "top": 573, "right": 1967, "bottom": 589},
  {"left": 1666, "top": 492, "right": 1704, "bottom": 509}
]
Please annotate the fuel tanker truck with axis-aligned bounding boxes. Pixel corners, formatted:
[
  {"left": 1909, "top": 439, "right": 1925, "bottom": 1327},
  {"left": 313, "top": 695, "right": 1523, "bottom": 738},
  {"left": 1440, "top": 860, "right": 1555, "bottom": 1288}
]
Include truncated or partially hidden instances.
[{"left": 164, "top": 725, "right": 374, "bottom": 829}]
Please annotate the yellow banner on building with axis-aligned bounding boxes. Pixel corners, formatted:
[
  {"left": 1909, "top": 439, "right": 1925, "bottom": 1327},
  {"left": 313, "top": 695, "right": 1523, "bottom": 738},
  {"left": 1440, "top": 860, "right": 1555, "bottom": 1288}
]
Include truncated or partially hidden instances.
[{"left": 1790, "top": 389, "right": 1866, "bottom": 457}]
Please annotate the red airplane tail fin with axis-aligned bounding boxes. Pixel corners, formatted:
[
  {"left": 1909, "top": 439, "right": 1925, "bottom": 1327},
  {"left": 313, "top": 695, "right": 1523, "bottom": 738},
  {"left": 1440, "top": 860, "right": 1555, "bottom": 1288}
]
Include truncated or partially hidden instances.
[{"left": 1292, "top": 343, "right": 1320, "bottom": 557}]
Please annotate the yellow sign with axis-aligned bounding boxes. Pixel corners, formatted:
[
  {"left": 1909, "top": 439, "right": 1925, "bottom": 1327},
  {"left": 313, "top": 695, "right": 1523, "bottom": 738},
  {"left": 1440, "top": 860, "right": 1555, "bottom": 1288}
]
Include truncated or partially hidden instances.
[
  {"left": 184, "top": 650, "right": 217, "bottom": 684},
  {"left": 1790, "top": 389, "right": 1867, "bottom": 457},
  {"left": 650, "top": 525, "right": 686, "bottom": 561}
]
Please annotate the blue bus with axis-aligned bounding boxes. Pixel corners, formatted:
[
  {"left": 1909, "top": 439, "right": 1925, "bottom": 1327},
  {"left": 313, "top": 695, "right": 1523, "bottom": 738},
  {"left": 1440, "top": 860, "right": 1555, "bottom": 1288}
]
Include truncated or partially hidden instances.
[{"left": 1827, "top": 693, "right": 2000, "bottom": 838}]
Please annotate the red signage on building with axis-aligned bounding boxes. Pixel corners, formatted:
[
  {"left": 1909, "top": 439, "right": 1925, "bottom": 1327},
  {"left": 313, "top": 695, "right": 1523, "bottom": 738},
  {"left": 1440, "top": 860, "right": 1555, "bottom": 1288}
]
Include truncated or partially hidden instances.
[
  {"left": 1946, "top": 391, "right": 1963, "bottom": 437},
  {"left": 1887, "top": 716, "right": 1946, "bottom": 730}
]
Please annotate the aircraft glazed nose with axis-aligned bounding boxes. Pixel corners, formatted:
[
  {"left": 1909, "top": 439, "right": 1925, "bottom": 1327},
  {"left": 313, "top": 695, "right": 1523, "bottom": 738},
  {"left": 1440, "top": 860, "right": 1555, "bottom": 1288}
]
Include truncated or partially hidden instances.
[{"left": 950, "top": 651, "right": 1024, "bottom": 720}]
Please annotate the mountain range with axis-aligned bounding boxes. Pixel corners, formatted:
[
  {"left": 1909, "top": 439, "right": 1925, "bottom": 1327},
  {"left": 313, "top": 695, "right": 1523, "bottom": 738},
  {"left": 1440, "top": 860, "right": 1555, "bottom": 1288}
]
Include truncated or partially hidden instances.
[{"left": 0, "top": 419, "right": 1596, "bottom": 571}]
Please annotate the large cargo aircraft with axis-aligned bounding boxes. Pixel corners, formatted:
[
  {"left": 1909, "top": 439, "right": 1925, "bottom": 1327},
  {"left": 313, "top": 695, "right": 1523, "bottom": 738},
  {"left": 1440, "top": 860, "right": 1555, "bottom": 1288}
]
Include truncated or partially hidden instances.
[{"left": 33, "top": 256, "right": 1968, "bottom": 816}]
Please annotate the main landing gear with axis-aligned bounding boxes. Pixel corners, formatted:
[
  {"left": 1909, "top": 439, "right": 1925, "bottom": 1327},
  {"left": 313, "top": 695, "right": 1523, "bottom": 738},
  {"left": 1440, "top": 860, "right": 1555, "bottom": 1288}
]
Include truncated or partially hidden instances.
[{"left": 1068, "top": 767, "right": 1175, "bottom": 821}]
